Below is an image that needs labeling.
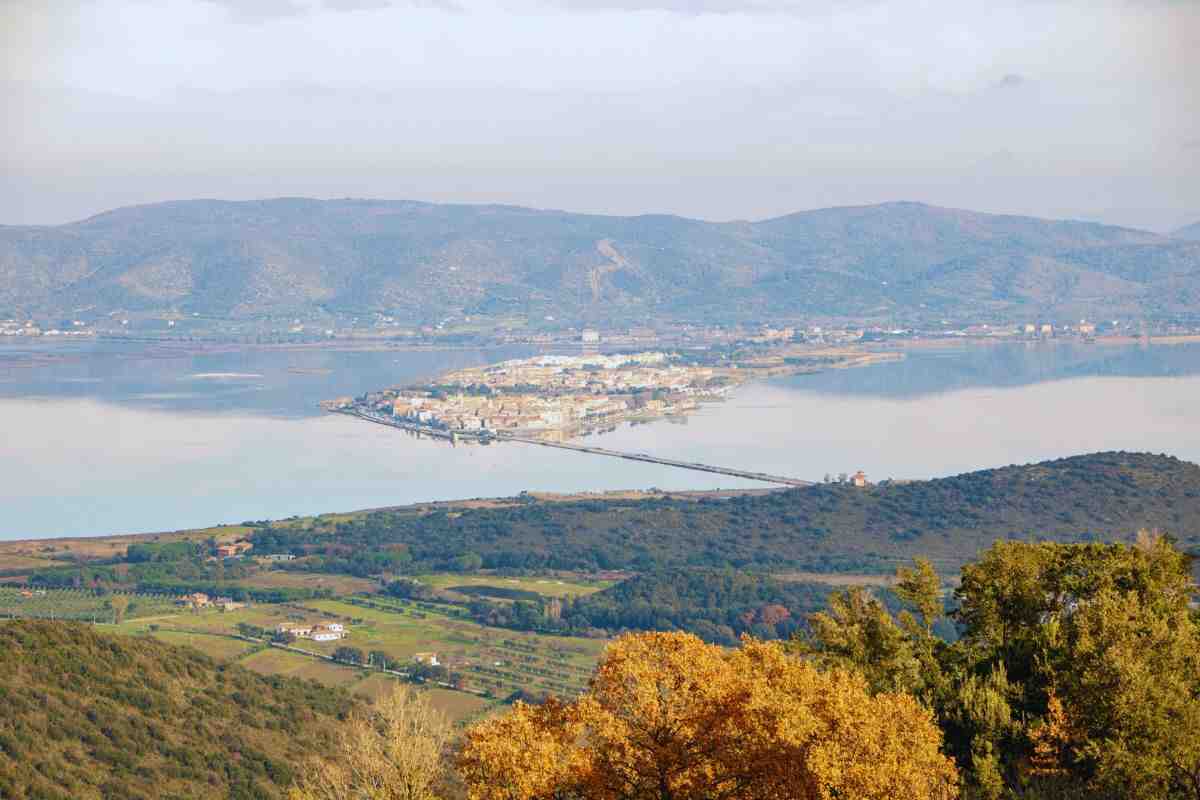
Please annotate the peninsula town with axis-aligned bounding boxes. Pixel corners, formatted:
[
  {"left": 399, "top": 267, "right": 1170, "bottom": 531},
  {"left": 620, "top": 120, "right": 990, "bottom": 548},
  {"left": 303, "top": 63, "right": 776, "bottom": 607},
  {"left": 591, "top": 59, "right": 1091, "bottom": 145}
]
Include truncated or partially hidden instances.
[{"left": 326, "top": 346, "right": 889, "bottom": 442}]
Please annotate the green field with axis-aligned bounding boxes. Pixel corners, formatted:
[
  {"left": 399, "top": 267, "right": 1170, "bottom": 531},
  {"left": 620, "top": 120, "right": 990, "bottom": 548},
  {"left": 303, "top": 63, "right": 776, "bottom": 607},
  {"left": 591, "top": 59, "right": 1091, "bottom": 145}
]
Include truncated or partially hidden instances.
[
  {"left": 240, "top": 647, "right": 368, "bottom": 687},
  {"left": 112, "top": 612, "right": 498, "bottom": 722},
  {"left": 236, "top": 569, "right": 380, "bottom": 595},
  {"left": 146, "top": 628, "right": 265, "bottom": 661},
  {"left": 71, "top": 586, "right": 606, "bottom": 721},
  {"left": 416, "top": 572, "right": 613, "bottom": 599},
  {"left": 0, "top": 587, "right": 181, "bottom": 622},
  {"left": 0, "top": 554, "right": 67, "bottom": 573},
  {"left": 295, "top": 597, "right": 602, "bottom": 697}
]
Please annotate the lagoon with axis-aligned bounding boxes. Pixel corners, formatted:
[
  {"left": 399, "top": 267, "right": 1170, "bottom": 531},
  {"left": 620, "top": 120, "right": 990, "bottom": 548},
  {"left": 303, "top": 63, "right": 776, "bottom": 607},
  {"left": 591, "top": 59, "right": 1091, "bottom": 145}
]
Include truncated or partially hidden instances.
[{"left": 3, "top": 340, "right": 1199, "bottom": 539}]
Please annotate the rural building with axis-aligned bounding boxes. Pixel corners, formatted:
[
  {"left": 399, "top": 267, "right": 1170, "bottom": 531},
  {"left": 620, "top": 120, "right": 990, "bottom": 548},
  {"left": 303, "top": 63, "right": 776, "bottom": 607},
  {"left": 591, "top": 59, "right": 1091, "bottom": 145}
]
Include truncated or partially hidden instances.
[
  {"left": 309, "top": 624, "right": 345, "bottom": 642},
  {"left": 413, "top": 652, "right": 440, "bottom": 667},
  {"left": 178, "top": 592, "right": 211, "bottom": 608},
  {"left": 277, "top": 621, "right": 346, "bottom": 641},
  {"left": 851, "top": 470, "right": 869, "bottom": 487},
  {"left": 277, "top": 622, "right": 313, "bottom": 638},
  {"left": 216, "top": 540, "right": 253, "bottom": 558}
]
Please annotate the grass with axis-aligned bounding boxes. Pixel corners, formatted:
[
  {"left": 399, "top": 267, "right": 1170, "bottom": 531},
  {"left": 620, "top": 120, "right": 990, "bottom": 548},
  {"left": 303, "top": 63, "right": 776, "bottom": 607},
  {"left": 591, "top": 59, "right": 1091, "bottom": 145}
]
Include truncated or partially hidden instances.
[
  {"left": 237, "top": 570, "right": 380, "bottom": 595},
  {"left": 421, "top": 687, "right": 492, "bottom": 722},
  {"left": 87, "top": 592, "right": 603, "bottom": 705},
  {"left": 416, "top": 572, "right": 613, "bottom": 599},
  {"left": 292, "top": 598, "right": 603, "bottom": 698},
  {"left": 144, "top": 628, "right": 264, "bottom": 661},
  {"left": 0, "top": 524, "right": 255, "bottom": 562},
  {"left": 0, "top": 587, "right": 181, "bottom": 622},
  {"left": 0, "top": 554, "right": 67, "bottom": 573},
  {"left": 239, "top": 648, "right": 367, "bottom": 687}
]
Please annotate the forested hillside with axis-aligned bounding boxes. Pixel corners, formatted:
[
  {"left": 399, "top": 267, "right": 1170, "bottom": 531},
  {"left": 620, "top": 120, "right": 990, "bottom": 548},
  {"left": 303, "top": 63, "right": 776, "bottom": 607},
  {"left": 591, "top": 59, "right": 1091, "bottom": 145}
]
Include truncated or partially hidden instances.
[
  {"left": 462, "top": 568, "right": 843, "bottom": 644},
  {"left": 250, "top": 452, "right": 1200, "bottom": 576},
  {"left": 0, "top": 621, "right": 354, "bottom": 800},
  {"left": 3, "top": 197, "right": 1196, "bottom": 325}
]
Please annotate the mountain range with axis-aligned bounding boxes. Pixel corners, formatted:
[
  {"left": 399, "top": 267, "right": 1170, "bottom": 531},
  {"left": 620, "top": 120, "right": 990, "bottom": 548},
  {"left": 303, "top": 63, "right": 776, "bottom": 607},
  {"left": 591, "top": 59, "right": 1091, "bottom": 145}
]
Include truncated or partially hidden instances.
[
  {"left": 1174, "top": 221, "right": 1200, "bottom": 241},
  {"left": 2, "top": 198, "right": 1198, "bottom": 327}
]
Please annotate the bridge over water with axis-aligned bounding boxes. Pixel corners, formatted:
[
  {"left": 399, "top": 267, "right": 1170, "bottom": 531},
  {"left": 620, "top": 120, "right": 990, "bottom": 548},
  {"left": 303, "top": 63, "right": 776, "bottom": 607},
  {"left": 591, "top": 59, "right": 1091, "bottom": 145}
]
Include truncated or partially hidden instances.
[
  {"left": 339, "top": 408, "right": 812, "bottom": 488},
  {"left": 496, "top": 436, "right": 812, "bottom": 488}
]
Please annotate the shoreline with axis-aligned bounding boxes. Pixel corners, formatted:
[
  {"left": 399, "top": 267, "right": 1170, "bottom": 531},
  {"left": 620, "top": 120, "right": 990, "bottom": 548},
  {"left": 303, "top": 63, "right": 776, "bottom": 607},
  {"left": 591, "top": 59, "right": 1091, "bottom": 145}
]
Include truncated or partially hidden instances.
[{"left": 6, "top": 331, "right": 1200, "bottom": 355}]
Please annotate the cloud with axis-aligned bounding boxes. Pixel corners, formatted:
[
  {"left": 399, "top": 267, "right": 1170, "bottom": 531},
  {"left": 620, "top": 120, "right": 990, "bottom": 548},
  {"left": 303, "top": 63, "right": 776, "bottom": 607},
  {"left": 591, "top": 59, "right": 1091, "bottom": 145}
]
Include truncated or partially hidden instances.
[
  {"left": 203, "top": 0, "right": 878, "bottom": 17},
  {"left": 322, "top": 0, "right": 463, "bottom": 10},
  {"left": 200, "top": 0, "right": 310, "bottom": 21},
  {"left": 200, "top": 0, "right": 460, "bottom": 21}
]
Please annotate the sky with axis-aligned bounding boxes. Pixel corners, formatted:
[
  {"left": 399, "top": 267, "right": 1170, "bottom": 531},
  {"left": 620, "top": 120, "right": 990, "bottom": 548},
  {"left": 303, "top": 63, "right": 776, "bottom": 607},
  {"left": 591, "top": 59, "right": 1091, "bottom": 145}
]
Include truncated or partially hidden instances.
[{"left": 2, "top": 0, "right": 1197, "bottom": 230}]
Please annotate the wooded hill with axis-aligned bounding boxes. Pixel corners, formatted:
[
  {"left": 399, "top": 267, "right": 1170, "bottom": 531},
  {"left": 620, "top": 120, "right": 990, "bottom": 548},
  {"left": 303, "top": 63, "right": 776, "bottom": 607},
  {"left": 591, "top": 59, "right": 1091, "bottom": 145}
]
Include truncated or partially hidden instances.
[
  {"left": 252, "top": 452, "right": 1200, "bottom": 576},
  {"left": 3, "top": 198, "right": 1197, "bottom": 325},
  {"left": 0, "top": 621, "right": 354, "bottom": 800}
]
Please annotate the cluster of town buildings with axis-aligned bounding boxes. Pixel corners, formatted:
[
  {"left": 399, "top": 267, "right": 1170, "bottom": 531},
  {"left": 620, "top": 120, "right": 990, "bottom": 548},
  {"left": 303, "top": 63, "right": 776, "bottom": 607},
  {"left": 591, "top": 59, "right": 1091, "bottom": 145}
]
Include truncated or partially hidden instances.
[
  {"left": 358, "top": 353, "right": 729, "bottom": 437},
  {"left": 0, "top": 319, "right": 95, "bottom": 337}
]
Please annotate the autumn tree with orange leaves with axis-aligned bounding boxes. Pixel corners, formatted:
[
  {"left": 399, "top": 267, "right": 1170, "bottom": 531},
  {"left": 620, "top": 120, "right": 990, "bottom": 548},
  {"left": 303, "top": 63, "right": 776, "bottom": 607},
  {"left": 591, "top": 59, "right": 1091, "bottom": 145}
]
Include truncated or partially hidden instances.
[{"left": 458, "top": 631, "right": 958, "bottom": 800}]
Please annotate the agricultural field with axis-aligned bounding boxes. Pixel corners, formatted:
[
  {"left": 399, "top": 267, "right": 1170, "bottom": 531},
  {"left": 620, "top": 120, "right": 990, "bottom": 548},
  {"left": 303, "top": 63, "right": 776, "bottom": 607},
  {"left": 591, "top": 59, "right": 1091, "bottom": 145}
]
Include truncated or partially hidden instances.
[
  {"left": 236, "top": 569, "right": 381, "bottom": 595},
  {"left": 0, "top": 524, "right": 254, "bottom": 563},
  {"left": 294, "top": 597, "right": 602, "bottom": 698},
  {"left": 143, "top": 627, "right": 265, "bottom": 661},
  {"left": 239, "top": 647, "right": 367, "bottom": 688},
  {"left": 69, "top": 589, "right": 607, "bottom": 721},
  {"left": 0, "top": 587, "right": 181, "bottom": 622},
  {"left": 0, "top": 553, "right": 67, "bottom": 574},
  {"left": 416, "top": 572, "right": 614, "bottom": 599}
]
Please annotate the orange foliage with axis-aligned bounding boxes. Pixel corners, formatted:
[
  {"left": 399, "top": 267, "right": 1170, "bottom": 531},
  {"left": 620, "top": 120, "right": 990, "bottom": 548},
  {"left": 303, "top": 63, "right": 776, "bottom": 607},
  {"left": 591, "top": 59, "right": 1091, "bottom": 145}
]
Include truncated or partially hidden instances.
[{"left": 459, "top": 632, "right": 958, "bottom": 800}]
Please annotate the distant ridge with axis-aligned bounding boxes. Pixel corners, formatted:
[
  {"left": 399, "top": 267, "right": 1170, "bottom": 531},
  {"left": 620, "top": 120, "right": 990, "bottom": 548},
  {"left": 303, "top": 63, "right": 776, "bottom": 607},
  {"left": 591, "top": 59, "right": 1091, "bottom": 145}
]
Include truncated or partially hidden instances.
[
  {"left": 2, "top": 197, "right": 1197, "bottom": 325},
  {"left": 1173, "top": 220, "right": 1200, "bottom": 241},
  {"left": 244, "top": 451, "right": 1200, "bottom": 576}
]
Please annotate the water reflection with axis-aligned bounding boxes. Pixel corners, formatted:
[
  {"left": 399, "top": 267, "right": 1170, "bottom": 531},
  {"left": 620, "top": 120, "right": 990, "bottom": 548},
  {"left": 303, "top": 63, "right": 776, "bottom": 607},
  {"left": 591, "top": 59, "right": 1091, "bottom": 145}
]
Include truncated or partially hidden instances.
[
  {"left": 781, "top": 342, "right": 1200, "bottom": 398},
  {"left": 2, "top": 341, "right": 1199, "bottom": 539},
  {"left": 0, "top": 341, "right": 534, "bottom": 417}
]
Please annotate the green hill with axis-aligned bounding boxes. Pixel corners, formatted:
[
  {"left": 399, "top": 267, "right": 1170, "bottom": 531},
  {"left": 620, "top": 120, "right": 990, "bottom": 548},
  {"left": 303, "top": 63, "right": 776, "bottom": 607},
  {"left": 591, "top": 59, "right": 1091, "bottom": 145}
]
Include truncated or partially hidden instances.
[
  {"left": 3, "top": 198, "right": 1196, "bottom": 325},
  {"left": 0, "top": 620, "right": 354, "bottom": 800},
  {"left": 249, "top": 451, "right": 1200, "bottom": 575}
]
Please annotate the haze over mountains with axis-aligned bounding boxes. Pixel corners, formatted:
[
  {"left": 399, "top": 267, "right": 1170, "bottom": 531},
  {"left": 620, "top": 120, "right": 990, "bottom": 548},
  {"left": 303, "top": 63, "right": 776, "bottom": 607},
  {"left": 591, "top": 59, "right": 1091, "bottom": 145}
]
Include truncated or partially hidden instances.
[{"left": 2, "top": 198, "right": 1198, "bottom": 327}]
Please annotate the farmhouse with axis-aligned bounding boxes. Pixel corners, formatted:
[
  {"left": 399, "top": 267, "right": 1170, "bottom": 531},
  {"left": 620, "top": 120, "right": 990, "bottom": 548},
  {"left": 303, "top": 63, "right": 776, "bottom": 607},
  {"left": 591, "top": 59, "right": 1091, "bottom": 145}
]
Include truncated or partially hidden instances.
[
  {"left": 216, "top": 540, "right": 253, "bottom": 558},
  {"left": 309, "top": 624, "right": 345, "bottom": 642},
  {"left": 178, "top": 592, "right": 211, "bottom": 608},
  {"left": 214, "top": 596, "right": 245, "bottom": 612},
  {"left": 277, "top": 621, "right": 346, "bottom": 641}
]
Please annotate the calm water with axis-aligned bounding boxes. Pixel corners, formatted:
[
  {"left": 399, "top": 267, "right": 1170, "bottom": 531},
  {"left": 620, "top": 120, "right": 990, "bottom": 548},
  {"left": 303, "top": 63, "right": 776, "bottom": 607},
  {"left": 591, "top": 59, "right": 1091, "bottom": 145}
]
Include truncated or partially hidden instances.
[{"left": 3, "top": 340, "right": 1199, "bottom": 539}]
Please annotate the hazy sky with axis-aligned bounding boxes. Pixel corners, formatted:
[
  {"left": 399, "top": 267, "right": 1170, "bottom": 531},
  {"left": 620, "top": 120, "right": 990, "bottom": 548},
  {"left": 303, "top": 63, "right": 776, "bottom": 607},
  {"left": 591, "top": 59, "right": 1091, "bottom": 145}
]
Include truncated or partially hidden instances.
[{"left": 3, "top": 0, "right": 1197, "bottom": 229}]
